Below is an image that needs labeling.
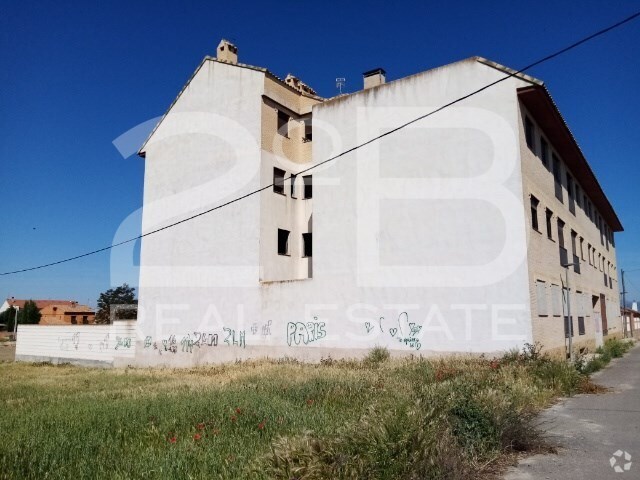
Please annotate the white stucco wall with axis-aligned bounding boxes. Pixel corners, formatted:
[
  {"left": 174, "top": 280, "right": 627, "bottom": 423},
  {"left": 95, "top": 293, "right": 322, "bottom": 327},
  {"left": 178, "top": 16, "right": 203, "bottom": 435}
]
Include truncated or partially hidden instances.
[
  {"left": 135, "top": 58, "right": 534, "bottom": 367},
  {"left": 136, "top": 60, "right": 265, "bottom": 366},
  {"left": 15, "top": 321, "right": 136, "bottom": 367}
]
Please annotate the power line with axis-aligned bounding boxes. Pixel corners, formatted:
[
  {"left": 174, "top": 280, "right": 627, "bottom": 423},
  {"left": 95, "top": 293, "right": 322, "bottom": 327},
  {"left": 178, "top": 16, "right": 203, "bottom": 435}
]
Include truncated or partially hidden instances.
[{"left": 2, "top": 10, "right": 639, "bottom": 277}]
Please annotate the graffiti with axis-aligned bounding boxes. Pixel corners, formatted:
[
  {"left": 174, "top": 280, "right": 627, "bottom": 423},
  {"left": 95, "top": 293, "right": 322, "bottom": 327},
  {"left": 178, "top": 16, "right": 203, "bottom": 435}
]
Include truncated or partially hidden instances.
[
  {"left": 161, "top": 335, "right": 178, "bottom": 354},
  {"left": 148, "top": 328, "right": 244, "bottom": 355},
  {"left": 99, "top": 334, "right": 110, "bottom": 352},
  {"left": 192, "top": 332, "right": 218, "bottom": 347},
  {"left": 115, "top": 336, "right": 132, "bottom": 350},
  {"left": 59, "top": 333, "right": 80, "bottom": 351},
  {"left": 250, "top": 321, "right": 272, "bottom": 336},
  {"left": 181, "top": 335, "right": 194, "bottom": 353},
  {"left": 261, "top": 320, "right": 272, "bottom": 336},
  {"left": 364, "top": 312, "right": 422, "bottom": 351},
  {"left": 223, "top": 328, "right": 246, "bottom": 348},
  {"left": 287, "top": 318, "right": 326, "bottom": 346}
]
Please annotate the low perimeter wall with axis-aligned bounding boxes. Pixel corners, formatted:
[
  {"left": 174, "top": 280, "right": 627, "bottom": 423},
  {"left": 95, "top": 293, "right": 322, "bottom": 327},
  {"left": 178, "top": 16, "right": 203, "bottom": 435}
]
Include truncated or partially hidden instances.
[{"left": 15, "top": 321, "right": 136, "bottom": 367}]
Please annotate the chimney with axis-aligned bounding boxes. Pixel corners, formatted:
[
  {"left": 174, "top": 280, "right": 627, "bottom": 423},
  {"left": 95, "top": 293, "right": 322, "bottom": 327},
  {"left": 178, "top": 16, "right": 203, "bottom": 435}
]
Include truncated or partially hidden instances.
[
  {"left": 217, "top": 39, "right": 238, "bottom": 64},
  {"left": 363, "top": 68, "right": 386, "bottom": 90}
]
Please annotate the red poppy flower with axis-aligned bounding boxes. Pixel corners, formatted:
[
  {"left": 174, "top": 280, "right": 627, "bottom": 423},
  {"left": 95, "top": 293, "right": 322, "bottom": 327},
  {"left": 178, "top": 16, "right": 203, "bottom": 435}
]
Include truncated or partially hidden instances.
[
  {"left": 168, "top": 436, "right": 177, "bottom": 444},
  {"left": 193, "top": 433, "right": 202, "bottom": 441},
  {"left": 231, "top": 415, "right": 237, "bottom": 423},
  {"left": 306, "top": 399, "right": 314, "bottom": 406},
  {"left": 197, "top": 422, "right": 205, "bottom": 430},
  {"left": 258, "top": 420, "right": 266, "bottom": 430},
  {"left": 235, "top": 407, "right": 242, "bottom": 415}
]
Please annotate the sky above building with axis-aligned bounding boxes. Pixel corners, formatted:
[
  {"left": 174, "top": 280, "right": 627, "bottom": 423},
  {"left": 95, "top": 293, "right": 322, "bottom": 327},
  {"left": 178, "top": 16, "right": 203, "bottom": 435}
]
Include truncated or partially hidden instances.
[{"left": 1, "top": 0, "right": 639, "bottom": 307}]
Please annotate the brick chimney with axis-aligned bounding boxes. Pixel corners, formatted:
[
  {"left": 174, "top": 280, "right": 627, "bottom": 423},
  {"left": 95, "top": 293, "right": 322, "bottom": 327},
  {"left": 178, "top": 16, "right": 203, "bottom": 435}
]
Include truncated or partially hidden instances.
[
  {"left": 363, "top": 68, "right": 386, "bottom": 89},
  {"left": 217, "top": 39, "right": 238, "bottom": 64}
]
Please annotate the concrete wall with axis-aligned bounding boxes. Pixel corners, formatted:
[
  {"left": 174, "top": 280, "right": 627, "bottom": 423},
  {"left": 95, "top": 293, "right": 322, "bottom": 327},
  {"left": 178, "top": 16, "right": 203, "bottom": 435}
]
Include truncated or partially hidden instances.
[{"left": 15, "top": 321, "right": 136, "bottom": 367}]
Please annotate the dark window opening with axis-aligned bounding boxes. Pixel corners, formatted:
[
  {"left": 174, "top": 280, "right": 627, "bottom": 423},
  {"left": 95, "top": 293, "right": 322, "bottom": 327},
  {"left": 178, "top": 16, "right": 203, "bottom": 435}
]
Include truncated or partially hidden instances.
[
  {"left": 557, "top": 219, "right": 565, "bottom": 248},
  {"left": 564, "top": 315, "right": 574, "bottom": 338},
  {"left": 558, "top": 219, "right": 567, "bottom": 266},
  {"left": 303, "top": 175, "right": 312, "bottom": 199},
  {"left": 578, "top": 316, "right": 585, "bottom": 335},
  {"left": 525, "top": 117, "right": 535, "bottom": 153},
  {"left": 552, "top": 154, "right": 563, "bottom": 202},
  {"left": 71, "top": 315, "right": 77, "bottom": 325},
  {"left": 82, "top": 315, "right": 88, "bottom": 324},
  {"left": 277, "top": 229, "right": 290, "bottom": 255},
  {"left": 291, "top": 174, "right": 297, "bottom": 198},
  {"left": 571, "top": 230, "right": 580, "bottom": 273},
  {"left": 273, "top": 167, "right": 285, "bottom": 195},
  {"left": 545, "top": 209, "right": 553, "bottom": 240},
  {"left": 566, "top": 173, "right": 575, "bottom": 215},
  {"left": 302, "top": 232, "right": 312, "bottom": 257},
  {"left": 530, "top": 196, "right": 540, "bottom": 231},
  {"left": 277, "top": 110, "right": 289, "bottom": 137},
  {"left": 600, "top": 294, "right": 608, "bottom": 334},
  {"left": 540, "top": 137, "right": 549, "bottom": 168},
  {"left": 304, "top": 120, "right": 312, "bottom": 142}
]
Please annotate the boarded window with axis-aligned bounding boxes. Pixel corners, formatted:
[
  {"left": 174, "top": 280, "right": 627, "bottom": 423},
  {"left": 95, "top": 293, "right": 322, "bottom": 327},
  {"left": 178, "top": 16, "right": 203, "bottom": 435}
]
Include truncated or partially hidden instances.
[
  {"left": 551, "top": 284, "right": 562, "bottom": 316},
  {"left": 578, "top": 316, "right": 585, "bottom": 335},
  {"left": 277, "top": 229, "right": 290, "bottom": 255},
  {"left": 273, "top": 168, "right": 285, "bottom": 195},
  {"left": 536, "top": 280, "right": 548, "bottom": 316}
]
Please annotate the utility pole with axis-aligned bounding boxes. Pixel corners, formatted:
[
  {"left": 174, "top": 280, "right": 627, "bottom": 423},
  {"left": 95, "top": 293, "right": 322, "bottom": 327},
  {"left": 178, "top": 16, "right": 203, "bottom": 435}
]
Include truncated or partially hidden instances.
[
  {"left": 12, "top": 307, "right": 18, "bottom": 340},
  {"left": 621, "top": 269, "right": 627, "bottom": 338},
  {"left": 561, "top": 262, "right": 578, "bottom": 363}
]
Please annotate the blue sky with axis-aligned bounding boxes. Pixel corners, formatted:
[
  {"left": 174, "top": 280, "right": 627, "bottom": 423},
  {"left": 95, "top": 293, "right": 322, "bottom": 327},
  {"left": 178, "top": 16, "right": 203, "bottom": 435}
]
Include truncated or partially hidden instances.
[{"left": 1, "top": 0, "right": 639, "bottom": 307}]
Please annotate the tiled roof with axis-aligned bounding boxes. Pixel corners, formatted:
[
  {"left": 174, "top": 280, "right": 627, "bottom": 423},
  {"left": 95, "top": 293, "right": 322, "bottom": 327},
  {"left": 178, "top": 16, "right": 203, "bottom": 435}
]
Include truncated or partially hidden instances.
[{"left": 6, "top": 299, "right": 76, "bottom": 309}]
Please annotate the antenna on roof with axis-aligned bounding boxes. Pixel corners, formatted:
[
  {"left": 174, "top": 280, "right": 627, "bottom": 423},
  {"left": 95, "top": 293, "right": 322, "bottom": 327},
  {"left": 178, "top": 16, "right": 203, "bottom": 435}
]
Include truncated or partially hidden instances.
[{"left": 336, "top": 77, "right": 346, "bottom": 94}]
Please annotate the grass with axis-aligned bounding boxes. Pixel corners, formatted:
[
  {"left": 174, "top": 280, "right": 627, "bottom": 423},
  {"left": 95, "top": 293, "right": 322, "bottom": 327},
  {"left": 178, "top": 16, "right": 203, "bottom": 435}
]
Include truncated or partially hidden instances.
[
  {"left": 578, "top": 338, "right": 635, "bottom": 375},
  {"left": 0, "top": 341, "right": 634, "bottom": 479}
]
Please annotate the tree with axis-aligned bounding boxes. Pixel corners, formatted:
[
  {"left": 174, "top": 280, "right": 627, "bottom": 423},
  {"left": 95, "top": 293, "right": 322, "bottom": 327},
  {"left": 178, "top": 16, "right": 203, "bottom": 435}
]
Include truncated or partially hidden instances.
[
  {"left": 0, "top": 307, "right": 17, "bottom": 332},
  {"left": 18, "top": 300, "right": 41, "bottom": 325},
  {"left": 95, "top": 283, "right": 137, "bottom": 324}
]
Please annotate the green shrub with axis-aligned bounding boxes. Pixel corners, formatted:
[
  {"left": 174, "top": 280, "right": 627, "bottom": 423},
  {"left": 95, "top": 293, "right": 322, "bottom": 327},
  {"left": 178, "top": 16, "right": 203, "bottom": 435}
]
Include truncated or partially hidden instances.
[{"left": 363, "top": 346, "right": 390, "bottom": 366}]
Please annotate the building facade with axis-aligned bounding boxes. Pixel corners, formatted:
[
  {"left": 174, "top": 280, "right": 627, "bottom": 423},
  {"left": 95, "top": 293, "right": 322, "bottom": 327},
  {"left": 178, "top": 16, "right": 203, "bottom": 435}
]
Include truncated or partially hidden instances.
[
  {"left": 39, "top": 303, "right": 96, "bottom": 325},
  {"left": 0, "top": 298, "right": 95, "bottom": 325},
  {"left": 134, "top": 40, "right": 622, "bottom": 366}
]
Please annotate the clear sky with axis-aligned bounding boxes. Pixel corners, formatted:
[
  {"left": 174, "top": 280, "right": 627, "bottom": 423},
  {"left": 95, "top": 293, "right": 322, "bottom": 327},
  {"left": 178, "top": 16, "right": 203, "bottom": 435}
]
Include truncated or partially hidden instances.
[{"left": 1, "top": 0, "right": 639, "bottom": 308}]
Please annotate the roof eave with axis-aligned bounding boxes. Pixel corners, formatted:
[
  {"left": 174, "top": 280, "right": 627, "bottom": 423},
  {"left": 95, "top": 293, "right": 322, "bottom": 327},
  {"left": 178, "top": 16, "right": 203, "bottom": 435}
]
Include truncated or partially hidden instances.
[{"left": 517, "top": 84, "right": 623, "bottom": 232}]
